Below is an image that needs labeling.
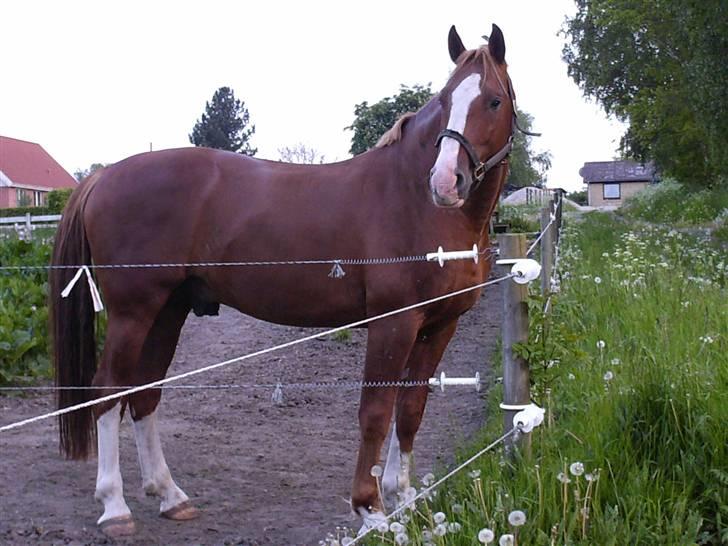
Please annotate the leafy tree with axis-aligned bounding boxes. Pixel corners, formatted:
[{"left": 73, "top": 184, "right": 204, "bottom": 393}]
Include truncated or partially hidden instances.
[
  {"left": 346, "top": 84, "right": 434, "bottom": 155},
  {"left": 189, "top": 87, "right": 257, "bottom": 155},
  {"left": 277, "top": 143, "right": 325, "bottom": 164},
  {"left": 47, "top": 188, "right": 74, "bottom": 213},
  {"left": 73, "top": 163, "right": 107, "bottom": 182},
  {"left": 347, "top": 83, "right": 550, "bottom": 187},
  {"left": 562, "top": 0, "right": 728, "bottom": 188},
  {"left": 508, "top": 108, "right": 551, "bottom": 188}
]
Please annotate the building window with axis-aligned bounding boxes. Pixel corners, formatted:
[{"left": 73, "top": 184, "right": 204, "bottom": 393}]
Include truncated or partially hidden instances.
[
  {"left": 34, "top": 191, "right": 44, "bottom": 207},
  {"left": 603, "top": 183, "right": 621, "bottom": 199},
  {"left": 16, "top": 189, "right": 31, "bottom": 207}
]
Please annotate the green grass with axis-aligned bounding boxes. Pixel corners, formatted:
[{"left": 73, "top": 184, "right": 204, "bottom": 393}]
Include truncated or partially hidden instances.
[{"left": 351, "top": 212, "right": 727, "bottom": 546}]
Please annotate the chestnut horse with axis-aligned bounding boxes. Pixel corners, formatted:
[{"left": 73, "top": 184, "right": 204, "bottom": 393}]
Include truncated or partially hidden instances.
[{"left": 50, "top": 24, "right": 516, "bottom": 536}]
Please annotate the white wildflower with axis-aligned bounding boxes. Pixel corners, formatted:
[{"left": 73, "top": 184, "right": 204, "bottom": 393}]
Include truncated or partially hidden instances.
[
  {"left": 594, "top": 276, "right": 602, "bottom": 284},
  {"left": 448, "top": 522, "right": 462, "bottom": 533},
  {"left": 499, "top": 534, "right": 515, "bottom": 546},
  {"left": 433, "top": 523, "right": 447, "bottom": 536},
  {"left": 596, "top": 340, "right": 606, "bottom": 350},
  {"left": 369, "top": 465, "right": 383, "bottom": 478},
  {"left": 508, "top": 509, "right": 527, "bottom": 526},
  {"left": 569, "top": 462, "right": 585, "bottom": 477},
  {"left": 478, "top": 528, "right": 495, "bottom": 544},
  {"left": 421, "top": 472, "right": 435, "bottom": 486},
  {"left": 557, "top": 472, "right": 571, "bottom": 484},
  {"left": 433, "top": 512, "right": 446, "bottom": 524},
  {"left": 611, "top": 358, "right": 621, "bottom": 366},
  {"left": 603, "top": 371, "right": 614, "bottom": 381}
]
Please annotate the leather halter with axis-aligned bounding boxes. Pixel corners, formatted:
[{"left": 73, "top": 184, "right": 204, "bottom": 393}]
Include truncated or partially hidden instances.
[{"left": 434, "top": 76, "right": 539, "bottom": 191}]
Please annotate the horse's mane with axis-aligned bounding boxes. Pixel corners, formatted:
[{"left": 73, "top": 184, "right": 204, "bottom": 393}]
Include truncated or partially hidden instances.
[
  {"left": 375, "top": 47, "right": 500, "bottom": 149},
  {"left": 375, "top": 112, "right": 417, "bottom": 148}
]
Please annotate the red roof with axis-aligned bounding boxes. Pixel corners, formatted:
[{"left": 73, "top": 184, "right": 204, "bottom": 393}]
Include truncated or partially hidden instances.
[{"left": 0, "top": 135, "right": 77, "bottom": 189}]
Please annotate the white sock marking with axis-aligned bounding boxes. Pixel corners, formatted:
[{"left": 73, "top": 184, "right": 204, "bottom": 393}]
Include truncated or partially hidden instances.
[
  {"left": 95, "top": 404, "right": 132, "bottom": 524},
  {"left": 132, "top": 409, "right": 189, "bottom": 513},
  {"left": 382, "top": 422, "right": 412, "bottom": 509}
]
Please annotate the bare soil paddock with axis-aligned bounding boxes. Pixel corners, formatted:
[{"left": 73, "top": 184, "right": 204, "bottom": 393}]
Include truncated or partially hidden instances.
[{"left": 0, "top": 285, "right": 502, "bottom": 545}]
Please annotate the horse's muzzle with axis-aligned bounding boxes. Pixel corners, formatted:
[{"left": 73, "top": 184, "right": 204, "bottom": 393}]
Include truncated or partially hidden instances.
[{"left": 429, "top": 168, "right": 469, "bottom": 208}]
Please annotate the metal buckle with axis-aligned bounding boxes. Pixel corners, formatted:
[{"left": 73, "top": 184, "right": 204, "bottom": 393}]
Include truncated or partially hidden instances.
[{"left": 474, "top": 163, "right": 486, "bottom": 182}]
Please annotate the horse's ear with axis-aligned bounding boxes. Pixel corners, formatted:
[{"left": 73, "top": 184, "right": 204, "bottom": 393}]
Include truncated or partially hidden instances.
[
  {"left": 448, "top": 25, "right": 466, "bottom": 63},
  {"left": 488, "top": 24, "right": 506, "bottom": 64}
]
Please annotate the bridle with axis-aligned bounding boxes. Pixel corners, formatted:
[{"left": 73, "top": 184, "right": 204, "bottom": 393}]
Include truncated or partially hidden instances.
[{"left": 434, "top": 75, "right": 540, "bottom": 191}]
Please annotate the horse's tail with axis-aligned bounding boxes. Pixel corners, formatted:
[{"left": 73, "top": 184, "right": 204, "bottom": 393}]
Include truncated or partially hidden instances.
[{"left": 49, "top": 170, "right": 103, "bottom": 460}]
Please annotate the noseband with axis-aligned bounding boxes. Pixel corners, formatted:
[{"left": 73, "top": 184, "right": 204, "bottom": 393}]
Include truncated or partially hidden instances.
[{"left": 434, "top": 76, "right": 539, "bottom": 190}]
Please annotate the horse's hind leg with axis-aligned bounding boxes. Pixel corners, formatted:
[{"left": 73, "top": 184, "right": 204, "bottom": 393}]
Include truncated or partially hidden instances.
[
  {"left": 92, "top": 306, "right": 161, "bottom": 537},
  {"left": 382, "top": 320, "right": 458, "bottom": 508},
  {"left": 128, "top": 293, "right": 198, "bottom": 520}
]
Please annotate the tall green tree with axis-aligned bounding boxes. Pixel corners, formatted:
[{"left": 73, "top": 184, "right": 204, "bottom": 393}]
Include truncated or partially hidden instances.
[
  {"left": 562, "top": 0, "right": 728, "bottom": 187},
  {"left": 346, "top": 84, "right": 434, "bottom": 155},
  {"left": 347, "top": 84, "right": 550, "bottom": 187},
  {"left": 189, "top": 87, "right": 257, "bottom": 155},
  {"left": 73, "top": 163, "right": 107, "bottom": 182}
]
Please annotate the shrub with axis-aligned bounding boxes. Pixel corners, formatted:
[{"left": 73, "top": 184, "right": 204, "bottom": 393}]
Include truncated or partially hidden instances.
[{"left": 47, "top": 188, "right": 74, "bottom": 213}]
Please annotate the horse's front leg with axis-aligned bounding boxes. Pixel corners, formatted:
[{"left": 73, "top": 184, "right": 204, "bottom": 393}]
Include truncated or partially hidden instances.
[
  {"left": 352, "top": 313, "right": 421, "bottom": 530},
  {"left": 382, "top": 319, "right": 459, "bottom": 508}
]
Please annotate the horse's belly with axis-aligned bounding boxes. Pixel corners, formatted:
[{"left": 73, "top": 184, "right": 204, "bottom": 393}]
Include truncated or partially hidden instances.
[{"left": 207, "top": 270, "right": 368, "bottom": 328}]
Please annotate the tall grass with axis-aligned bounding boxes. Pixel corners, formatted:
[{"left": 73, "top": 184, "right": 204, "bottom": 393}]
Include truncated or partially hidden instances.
[{"left": 349, "top": 212, "right": 727, "bottom": 546}]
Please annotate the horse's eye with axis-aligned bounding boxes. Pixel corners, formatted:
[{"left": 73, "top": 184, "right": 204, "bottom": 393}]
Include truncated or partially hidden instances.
[{"left": 490, "top": 98, "right": 502, "bottom": 109}]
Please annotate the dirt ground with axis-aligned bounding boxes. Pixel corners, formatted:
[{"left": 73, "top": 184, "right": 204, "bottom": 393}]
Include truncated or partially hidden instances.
[{"left": 0, "top": 284, "right": 503, "bottom": 546}]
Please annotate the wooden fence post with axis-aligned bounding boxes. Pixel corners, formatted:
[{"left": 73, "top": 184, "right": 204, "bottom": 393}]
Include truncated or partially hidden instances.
[
  {"left": 25, "top": 213, "right": 33, "bottom": 241},
  {"left": 540, "top": 202, "right": 554, "bottom": 297},
  {"left": 497, "top": 233, "right": 531, "bottom": 453}
]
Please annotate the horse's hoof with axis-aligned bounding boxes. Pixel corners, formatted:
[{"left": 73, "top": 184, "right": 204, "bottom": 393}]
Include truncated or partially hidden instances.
[
  {"left": 161, "top": 500, "right": 200, "bottom": 521},
  {"left": 99, "top": 515, "right": 136, "bottom": 537}
]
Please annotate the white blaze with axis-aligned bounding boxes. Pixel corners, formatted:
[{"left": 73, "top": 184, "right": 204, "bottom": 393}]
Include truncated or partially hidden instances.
[{"left": 431, "top": 73, "right": 483, "bottom": 200}]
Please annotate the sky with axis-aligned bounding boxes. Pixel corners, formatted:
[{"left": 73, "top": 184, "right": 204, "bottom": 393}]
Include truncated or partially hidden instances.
[{"left": 1, "top": 0, "right": 625, "bottom": 192}]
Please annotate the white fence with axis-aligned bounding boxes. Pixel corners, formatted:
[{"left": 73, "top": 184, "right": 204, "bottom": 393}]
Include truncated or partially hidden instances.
[{"left": 0, "top": 213, "right": 61, "bottom": 240}]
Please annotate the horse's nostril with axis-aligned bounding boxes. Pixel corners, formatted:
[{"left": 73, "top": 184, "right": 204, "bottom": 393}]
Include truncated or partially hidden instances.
[{"left": 455, "top": 172, "right": 467, "bottom": 195}]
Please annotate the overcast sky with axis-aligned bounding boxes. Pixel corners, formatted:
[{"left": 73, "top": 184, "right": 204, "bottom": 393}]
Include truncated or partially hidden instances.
[{"left": 1, "top": 0, "right": 625, "bottom": 192}]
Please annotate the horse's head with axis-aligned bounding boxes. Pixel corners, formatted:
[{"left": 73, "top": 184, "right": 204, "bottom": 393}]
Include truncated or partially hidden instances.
[{"left": 429, "top": 24, "right": 515, "bottom": 208}]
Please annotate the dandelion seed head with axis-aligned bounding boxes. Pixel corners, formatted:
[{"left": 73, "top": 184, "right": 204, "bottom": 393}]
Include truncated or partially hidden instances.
[
  {"left": 369, "top": 465, "right": 383, "bottom": 478},
  {"left": 395, "top": 532, "right": 409, "bottom": 545},
  {"left": 557, "top": 472, "right": 571, "bottom": 484},
  {"left": 569, "top": 462, "right": 585, "bottom": 476},
  {"left": 390, "top": 522, "right": 404, "bottom": 534},
  {"left": 508, "top": 509, "right": 527, "bottom": 526},
  {"left": 433, "top": 523, "right": 447, "bottom": 536},
  {"left": 499, "top": 534, "right": 515, "bottom": 546},
  {"left": 603, "top": 371, "right": 614, "bottom": 381},
  {"left": 422, "top": 472, "right": 435, "bottom": 486},
  {"left": 596, "top": 340, "right": 606, "bottom": 350},
  {"left": 594, "top": 276, "right": 602, "bottom": 284},
  {"left": 478, "top": 528, "right": 495, "bottom": 543},
  {"left": 433, "top": 512, "right": 446, "bottom": 524}
]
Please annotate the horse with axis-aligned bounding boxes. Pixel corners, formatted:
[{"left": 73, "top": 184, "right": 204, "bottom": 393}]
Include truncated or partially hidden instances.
[{"left": 49, "top": 23, "right": 517, "bottom": 537}]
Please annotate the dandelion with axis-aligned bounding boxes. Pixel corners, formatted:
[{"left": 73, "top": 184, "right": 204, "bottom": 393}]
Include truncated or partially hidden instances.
[
  {"left": 699, "top": 335, "right": 715, "bottom": 344},
  {"left": 451, "top": 503, "right": 464, "bottom": 514},
  {"left": 508, "top": 509, "right": 527, "bottom": 526},
  {"left": 594, "top": 276, "right": 602, "bottom": 284},
  {"left": 568, "top": 373, "right": 576, "bottom": 380},
  {"left": 603, "top": 371, "right": 614, "bottom": 381},
  {"left": 433, "top": 512, "right": 446, "bottom": 524},
  {"left": 390, "top": 522, "right": 404, "bottom": 534},
  {"left": 596, "top": 340, "right": 606, "bottom": 350},
  {"left": 370, "top": 465, "right": 383, "bottom": 478},
  {"left": 478, "top": 528, "right": 495, "bottom": 544},
  {"left": 341, "top": 538, "right": 354, "bottom": 546},
  {"left": 448, "top": 522, "right": 462, "bottom": 533},
  {"left": 376, "top": 521, "right": 389, "bottom": 533},
  {"left": 422, "top": 529, "right": 433, "bottom": 541},
  {"left": 569, "top": 462, "right": 584, "bottom": 477},
  {"left": 611, "top": 358, "right": 621, "bottom": 366},
  {"left": 557, "top": 472, "right": 571, "bottom": 484},
  {"left": 394, "top": 532, "right": 409, "bottom": 545},
  {"left": 499, "top": 534, "right": 515, "bottom": 546},
  {"left": 401, "top": 486, "right": 417, "bottom": 505},
  {"left": 468, "top": 469, "right": 481, "bottom": 479},
  {"left": 422, "top": 472, "right": 435, "bottom": 486},
  {"left": 433, "top": 523, "right": 447, "bottom": 536}
]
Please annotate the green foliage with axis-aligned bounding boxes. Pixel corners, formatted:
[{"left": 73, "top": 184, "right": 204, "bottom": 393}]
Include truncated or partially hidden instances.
[
  {"left": 73, "top": 162, "right": 107, "bottom": 182},
  {"left": 0, "top": 206, "right": 54, "bottom": 218},
  {"left": 621, "top": 179, "right": 728, "bottom": 226},
  {"left": 568, "top": 188, "right": 588, "bottom": 206},
  {"left": 508, "top": 109, "right": 552, "bottom": 188},
  {"left": 0, "top": 238, "right": 51, "bottom": 385},
  {"left": 358, "top": 213, "right": 727, "bottom": 545},
  {"left": 498, "top": 204, "right": 540, "bottom": 233},
  {"left": 189, "top": 86, "right": 257, "bottom": 155},
  {"left": 346, "top": 84, "right": 434, "bottom": 155},
  {"left": 562, "top": 0, "right": 728, "bottom": 188},
  {"left": 47, "top": 188, "right": 74, "bottom": 213}
]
